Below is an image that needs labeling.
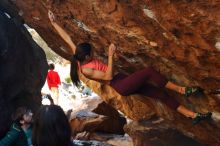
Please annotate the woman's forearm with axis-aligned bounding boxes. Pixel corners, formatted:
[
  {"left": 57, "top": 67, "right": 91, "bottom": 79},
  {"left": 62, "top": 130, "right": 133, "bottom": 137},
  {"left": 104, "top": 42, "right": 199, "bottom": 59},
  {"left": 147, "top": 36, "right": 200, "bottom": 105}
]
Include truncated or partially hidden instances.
[
  {"left": 103, "top": 43, "right": 116, "bottom": 80},
  {"left": 51, "top": 22, "right": 76, "bottom": 54},
  {"left": 104, "top": 56, "right": 114, "bottom": 80}
]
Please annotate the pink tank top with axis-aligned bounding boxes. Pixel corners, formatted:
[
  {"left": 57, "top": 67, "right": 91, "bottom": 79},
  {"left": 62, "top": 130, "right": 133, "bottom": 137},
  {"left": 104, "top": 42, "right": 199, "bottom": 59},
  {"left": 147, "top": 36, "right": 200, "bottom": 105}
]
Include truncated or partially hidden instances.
[{"left": 80, "top": 59, "right": 108, "bottom": 72}]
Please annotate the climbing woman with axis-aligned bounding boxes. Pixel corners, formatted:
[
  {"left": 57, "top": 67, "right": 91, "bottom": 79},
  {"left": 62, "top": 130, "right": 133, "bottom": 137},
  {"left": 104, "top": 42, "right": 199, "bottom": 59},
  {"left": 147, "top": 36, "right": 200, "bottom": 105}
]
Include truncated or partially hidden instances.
[{"left": 48, "top": 11, "right": 212, "bottom": 125}]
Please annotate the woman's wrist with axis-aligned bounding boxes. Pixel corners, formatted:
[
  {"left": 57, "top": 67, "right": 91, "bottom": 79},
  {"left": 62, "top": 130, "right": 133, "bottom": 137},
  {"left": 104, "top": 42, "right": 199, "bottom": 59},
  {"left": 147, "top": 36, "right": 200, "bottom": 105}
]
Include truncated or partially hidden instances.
[{"left": 108, "top": 55, "right": 114, "bottom": 58}]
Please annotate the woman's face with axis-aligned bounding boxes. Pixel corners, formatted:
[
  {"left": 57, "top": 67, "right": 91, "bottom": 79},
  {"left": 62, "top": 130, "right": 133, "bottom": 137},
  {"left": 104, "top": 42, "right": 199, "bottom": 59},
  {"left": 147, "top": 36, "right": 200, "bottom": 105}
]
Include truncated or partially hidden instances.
[
  {"left": 85, "top": 50, "right": 94, "bottom": 62},
  {"left": 23, "top": 110, "right": 33, "bottom": 123},
  {"left": 89, "top": 50, "right": 94, "bottom": 59}
]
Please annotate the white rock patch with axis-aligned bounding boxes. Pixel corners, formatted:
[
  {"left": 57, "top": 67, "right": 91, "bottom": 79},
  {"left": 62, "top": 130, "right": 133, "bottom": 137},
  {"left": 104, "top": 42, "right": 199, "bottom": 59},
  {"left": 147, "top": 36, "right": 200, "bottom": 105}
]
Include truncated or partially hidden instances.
[{"left": 215, "top": 42, "right": 220, "bottom": 51}]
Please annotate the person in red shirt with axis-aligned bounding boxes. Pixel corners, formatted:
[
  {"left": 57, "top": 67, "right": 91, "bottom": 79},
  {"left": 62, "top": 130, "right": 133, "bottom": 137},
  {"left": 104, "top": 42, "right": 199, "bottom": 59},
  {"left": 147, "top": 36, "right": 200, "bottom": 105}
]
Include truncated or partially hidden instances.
[{"left": 46, "top": 63, "right": 61, "bottom": 105}]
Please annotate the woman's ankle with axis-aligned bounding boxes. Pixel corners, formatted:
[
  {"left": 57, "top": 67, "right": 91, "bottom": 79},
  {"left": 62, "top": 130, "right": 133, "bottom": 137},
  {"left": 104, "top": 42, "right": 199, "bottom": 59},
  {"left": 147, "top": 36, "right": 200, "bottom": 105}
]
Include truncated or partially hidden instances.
[
  {"left": 177, "top": 105, "right": 196, "bottom": 118},
  {"left": 178, "top": 87, "right": 185, "bottom": 95},
  {"left": 165, "top": 82, "right": 185, "bottom": 94}
]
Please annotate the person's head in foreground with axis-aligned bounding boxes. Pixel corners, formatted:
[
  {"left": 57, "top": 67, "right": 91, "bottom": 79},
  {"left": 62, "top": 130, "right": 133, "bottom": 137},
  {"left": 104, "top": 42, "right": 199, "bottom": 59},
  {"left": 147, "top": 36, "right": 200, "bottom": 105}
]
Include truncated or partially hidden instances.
[{"left": 32, "top": 105, "right": 72, "bottom": 146}]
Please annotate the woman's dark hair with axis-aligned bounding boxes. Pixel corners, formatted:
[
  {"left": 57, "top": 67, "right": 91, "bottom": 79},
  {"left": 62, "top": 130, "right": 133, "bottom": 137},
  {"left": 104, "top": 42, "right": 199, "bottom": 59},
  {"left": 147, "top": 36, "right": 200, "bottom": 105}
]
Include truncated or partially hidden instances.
[
  {"left": 49, "top": 63, "right": 55, "bottom": 70},
  {"left": 32, "top": 105, "right": 71, "bottom": 146},
  {"left": 70, "top": 42, "right": 92, "bottom": 87}
]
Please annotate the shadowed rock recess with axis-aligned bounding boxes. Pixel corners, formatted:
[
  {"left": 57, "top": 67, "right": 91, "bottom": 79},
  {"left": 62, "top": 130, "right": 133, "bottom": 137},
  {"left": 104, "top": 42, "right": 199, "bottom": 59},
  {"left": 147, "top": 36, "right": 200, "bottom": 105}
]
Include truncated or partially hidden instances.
[
  {"left": 1, "top": 0, "right": 220, "bottom": 145},
  {"left": 0, "top": 1, "right": 48, "bottom": 137}
]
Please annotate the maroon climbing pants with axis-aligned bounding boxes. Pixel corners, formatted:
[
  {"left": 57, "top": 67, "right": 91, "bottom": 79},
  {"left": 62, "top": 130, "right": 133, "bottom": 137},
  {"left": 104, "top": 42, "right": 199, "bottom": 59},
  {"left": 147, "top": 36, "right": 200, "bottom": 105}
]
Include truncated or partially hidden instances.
[{"left": 110, "top": 67, "right": 180, "bottom": 110}]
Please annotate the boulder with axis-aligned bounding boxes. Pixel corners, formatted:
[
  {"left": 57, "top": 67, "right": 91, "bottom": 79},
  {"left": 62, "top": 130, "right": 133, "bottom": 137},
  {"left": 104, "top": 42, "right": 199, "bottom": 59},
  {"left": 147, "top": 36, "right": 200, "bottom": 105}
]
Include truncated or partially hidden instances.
[
  {"left": 3, "top": 0, "right": 220, "bottom": 145},
  {"left": 124, "top": 118, "right": 204, "bottom": 146},
  {"left": 0, "top": 3, "right": 48, "bottom": 137},
  {"left": 70, "top": 98, "right": 126, "bottom": 136}
]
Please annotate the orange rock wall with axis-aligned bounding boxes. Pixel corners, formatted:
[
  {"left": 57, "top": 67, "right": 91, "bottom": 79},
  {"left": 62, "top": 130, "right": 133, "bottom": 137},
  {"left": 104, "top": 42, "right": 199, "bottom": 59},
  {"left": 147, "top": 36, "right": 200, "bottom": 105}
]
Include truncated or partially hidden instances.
[
  {"left": 11, "top": 0, "right": 220, "bottom": 145},
  {"left": 14, "top": 0, "right": 220, "bottom": 89}
]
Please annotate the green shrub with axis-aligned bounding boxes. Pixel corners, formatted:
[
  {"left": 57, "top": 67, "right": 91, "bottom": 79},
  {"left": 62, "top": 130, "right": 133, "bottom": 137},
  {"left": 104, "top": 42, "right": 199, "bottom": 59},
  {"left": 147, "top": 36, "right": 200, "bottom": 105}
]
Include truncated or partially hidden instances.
[{"left": 65, "top": 76, "right": 72, "bottom": 83}]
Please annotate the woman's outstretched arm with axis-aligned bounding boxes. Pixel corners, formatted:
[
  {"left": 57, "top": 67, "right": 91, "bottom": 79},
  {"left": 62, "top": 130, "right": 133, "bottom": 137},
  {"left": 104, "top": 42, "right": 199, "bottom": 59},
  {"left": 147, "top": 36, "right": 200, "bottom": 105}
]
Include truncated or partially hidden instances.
[
  {"left": 48, "top": 11, "right": 76, "bottom": 54},
  {"left": 105, "top": 43, "right": 116, "bottom": 80}
]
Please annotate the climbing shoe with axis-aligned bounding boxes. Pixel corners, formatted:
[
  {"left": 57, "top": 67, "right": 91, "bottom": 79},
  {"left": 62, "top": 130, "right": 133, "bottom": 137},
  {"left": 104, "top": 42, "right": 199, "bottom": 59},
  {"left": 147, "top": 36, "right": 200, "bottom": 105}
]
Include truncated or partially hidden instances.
[
  {"left": 192, "top": 112, "right": 212, "bottom": 125},
  {"left": 185, "top": 87, "right": 204, "bottom": 97}
]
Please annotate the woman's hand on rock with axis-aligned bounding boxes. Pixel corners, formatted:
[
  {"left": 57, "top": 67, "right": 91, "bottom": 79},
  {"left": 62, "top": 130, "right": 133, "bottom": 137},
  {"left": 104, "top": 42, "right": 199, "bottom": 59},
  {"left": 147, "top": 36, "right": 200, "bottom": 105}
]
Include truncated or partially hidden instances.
[
  {"left": 48, "top": 10, "right": 56, "bottom": 22},
  {"left": 108, "top": 43, "right": 116, "bottom": 57}
]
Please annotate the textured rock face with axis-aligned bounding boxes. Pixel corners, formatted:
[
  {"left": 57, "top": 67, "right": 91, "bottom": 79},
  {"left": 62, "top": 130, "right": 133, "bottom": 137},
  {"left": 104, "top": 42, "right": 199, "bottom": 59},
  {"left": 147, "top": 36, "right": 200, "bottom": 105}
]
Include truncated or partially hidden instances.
[
  {"left": 13, "top": 0, "right": 220, "bottom": 88},
  {"left": 80, "top": 75, "right": 156, "bottom": 121},
  {"left": 92, "top": 102, "right": 127, "bottom": 134},
  {"left": 6, "top": 0, "right": 220, "bottom": 145},
  {"left": 70, "top": 99, "right": 126, "bottom": 136},
  {"left": 0, "top": 1, "right": 48, "bottom": 137},
  {"left": 124, "top": 118, "right": 204, "bottom": 146},
  {"left": 80, "top": 74, "right": 220, "bottom": 146}
]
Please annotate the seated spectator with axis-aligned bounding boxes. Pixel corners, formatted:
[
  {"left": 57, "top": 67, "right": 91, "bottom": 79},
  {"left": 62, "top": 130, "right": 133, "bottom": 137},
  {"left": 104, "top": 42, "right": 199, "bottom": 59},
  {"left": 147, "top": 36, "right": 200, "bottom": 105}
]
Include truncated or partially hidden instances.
[
  {"left": 32, "top": 105, "right": 74, "bottom": 146},
  {"left": 21, "top": 109, "right": 33, "bottom": 146},
  {"left": 0, "top": 107, "right": 32, "bottom": 146}
]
